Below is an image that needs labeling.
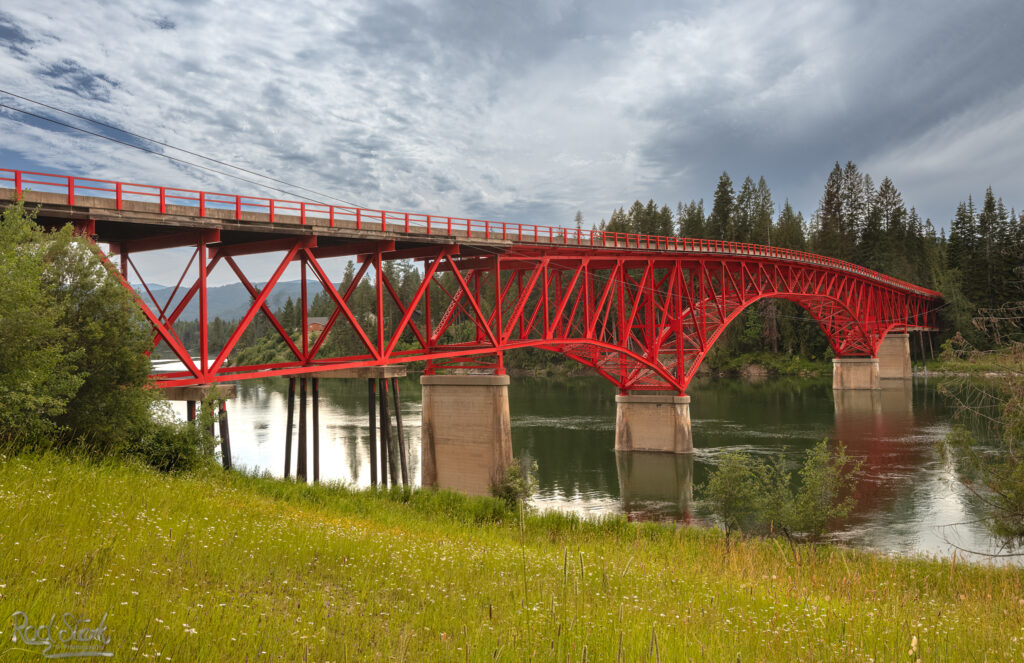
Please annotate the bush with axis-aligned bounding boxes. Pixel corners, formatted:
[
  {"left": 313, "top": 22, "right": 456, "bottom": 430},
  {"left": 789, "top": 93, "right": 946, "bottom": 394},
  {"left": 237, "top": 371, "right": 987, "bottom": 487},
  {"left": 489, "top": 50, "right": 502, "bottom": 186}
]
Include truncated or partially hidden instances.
[
  {"left": 491, "top": 457, "right": 538, "bottom": 508},
  {"left": 699, "top": 452, "right": 761, "bottom": 546},
  {"left": 0, "top": 199, "right": 156, "bottom": 453},
  {"left": 700, "top": 440, "right": 861, "bottom": 546},
  {"left": 0, "top": 201, "right": 83, "bottom": 441},
  {"left": 125, "top": 403, "right": 218, "bottom": 473}
]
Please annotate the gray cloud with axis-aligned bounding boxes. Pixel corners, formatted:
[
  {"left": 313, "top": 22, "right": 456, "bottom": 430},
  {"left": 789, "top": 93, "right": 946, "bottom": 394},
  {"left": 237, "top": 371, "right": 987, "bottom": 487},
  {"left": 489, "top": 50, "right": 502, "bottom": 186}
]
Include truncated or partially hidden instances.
[
  {"left": 0, "top": 11, "right": 34, "bottom": 55},
  {"left": 0, "top": 0, "right": 1021, "bottom": 259}
]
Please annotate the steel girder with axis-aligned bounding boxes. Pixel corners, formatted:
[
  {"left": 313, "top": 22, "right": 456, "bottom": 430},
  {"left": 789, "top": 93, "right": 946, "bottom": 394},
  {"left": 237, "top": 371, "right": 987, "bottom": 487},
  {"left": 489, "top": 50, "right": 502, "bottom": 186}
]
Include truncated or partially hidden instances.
[{"left": 109, "top": 236, "right": 940, "bottom": 395}]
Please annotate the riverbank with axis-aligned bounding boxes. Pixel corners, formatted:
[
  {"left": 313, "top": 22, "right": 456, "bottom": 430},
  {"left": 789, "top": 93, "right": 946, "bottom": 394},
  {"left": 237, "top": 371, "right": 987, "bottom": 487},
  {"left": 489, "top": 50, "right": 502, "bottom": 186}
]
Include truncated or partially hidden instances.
[{"left": 2, "top": 453, "right": 1022, "bottom": 661}]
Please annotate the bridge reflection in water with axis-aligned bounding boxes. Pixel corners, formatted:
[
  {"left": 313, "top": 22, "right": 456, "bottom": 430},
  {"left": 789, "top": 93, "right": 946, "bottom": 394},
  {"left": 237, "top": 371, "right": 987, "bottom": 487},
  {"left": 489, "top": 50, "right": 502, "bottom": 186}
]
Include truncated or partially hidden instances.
[{"left": 616, "top": 452, "right": 694, "bottom": 522}]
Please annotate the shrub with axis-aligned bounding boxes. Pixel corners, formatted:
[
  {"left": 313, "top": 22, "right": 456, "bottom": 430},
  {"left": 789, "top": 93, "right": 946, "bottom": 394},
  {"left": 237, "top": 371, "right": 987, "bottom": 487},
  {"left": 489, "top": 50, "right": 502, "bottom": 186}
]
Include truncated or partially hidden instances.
[
  {"left": 700, "top": 440, "right": 861, "bottom": 547},
  {"left": 125, "top": 402, "right": 218, "bottom": 473},
  {"left": 699, "top": 452, "right": 761, "bottom": 546},
  {"left": 491, "top": 457, "right": 538, "bottom": 508}
]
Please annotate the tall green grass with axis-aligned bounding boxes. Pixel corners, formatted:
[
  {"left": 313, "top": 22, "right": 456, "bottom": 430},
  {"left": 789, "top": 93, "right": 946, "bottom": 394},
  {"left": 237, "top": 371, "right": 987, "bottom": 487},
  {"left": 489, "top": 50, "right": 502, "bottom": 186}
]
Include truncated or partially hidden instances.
[{"left": 1, "top": 453, "right": 1021, "bottom": 661}]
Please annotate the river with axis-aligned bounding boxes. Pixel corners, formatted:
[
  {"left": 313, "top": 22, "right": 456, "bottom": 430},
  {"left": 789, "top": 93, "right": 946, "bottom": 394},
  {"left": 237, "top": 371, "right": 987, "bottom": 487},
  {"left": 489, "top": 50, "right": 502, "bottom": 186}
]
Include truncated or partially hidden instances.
[{"left": 165, "top": 372, "right": 1008, "bottom": 563}]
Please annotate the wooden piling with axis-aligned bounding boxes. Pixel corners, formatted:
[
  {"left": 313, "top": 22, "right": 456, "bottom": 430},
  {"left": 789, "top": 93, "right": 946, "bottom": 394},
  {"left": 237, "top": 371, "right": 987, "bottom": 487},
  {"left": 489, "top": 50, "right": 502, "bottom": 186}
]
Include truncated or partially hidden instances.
[
  {"left": 218, "top": 400, "right": 232, "bottom": 471},
  {"left": 312, "top": 378, "right": 320, "bottom": 484},
  {"left": 285, "top": 377, "right": 295, "bottom": 479},
  {"left": 380, "top": 378, "right": 399, "bottom": 485},
  {"left": 391, "top": 377, "right": 409, "bottom": 486},
  {"left": 378, "top": 378, "right": 390, "bottom": 487},
  {"left": 297, "top": 378, "right": 307, "bottom": 483},
  {"left": 368, "top": 378, "right": 377, "bottom": 487}
]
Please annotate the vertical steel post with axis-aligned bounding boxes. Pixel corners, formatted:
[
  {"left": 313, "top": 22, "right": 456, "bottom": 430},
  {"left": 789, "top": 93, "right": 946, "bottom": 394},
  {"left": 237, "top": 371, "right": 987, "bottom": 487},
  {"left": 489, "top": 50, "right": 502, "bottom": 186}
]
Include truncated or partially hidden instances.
[
  {"left": 198, "top": 238, "right": 208, "bottom": 380},
  {"left": 218, "top": 401, "right": 232, "bottom": 470},
  {"left": 375, "top": 252, "right": 384, "bottom": 354},
  {"left": 301, "top": 256, "right": 308, "bottom": 360},
  {"left": 285, "top": 377, "right": 295, "bottom": 478},
  {"left": 297, "top": 378, "right": 307, "bottom": 483}
]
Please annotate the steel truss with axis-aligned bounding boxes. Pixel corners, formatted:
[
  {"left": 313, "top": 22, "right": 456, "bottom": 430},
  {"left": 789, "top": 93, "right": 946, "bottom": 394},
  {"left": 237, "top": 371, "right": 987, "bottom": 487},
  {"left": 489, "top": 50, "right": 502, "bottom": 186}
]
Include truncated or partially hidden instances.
[{"left": 107, "top": 234, "right": 939, "bottom": 395}]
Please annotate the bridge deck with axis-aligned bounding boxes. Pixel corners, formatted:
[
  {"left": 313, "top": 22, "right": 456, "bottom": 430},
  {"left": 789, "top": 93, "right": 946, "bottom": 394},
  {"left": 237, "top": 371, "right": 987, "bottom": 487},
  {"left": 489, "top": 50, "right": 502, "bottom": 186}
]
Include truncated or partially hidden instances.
[{"left": 0, "top": 168, "right": 941, "bottom": 299}]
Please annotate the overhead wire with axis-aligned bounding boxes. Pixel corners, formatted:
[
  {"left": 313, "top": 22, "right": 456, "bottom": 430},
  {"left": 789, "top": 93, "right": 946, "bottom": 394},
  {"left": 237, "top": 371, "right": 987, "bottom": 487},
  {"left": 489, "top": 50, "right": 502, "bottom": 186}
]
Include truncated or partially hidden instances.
[{"left": 0, "top": 89, "right": 365, "bottom": 207}]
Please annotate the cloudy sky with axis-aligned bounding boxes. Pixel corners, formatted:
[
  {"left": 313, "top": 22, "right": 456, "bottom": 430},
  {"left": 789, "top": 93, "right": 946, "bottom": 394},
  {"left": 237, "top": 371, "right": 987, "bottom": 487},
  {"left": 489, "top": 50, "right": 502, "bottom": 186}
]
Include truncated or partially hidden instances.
[{"left": 2, "top": 0, "right": 1023, "bottom": 240}]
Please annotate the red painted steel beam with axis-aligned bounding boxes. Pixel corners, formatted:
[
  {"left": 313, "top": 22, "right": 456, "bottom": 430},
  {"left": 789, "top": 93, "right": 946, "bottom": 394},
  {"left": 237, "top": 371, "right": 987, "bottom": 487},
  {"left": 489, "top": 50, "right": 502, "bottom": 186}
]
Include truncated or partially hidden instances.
[
  {"left": 312, "top": 239, "right": 395, "bottom": 259},
  {"left": 213, "top": 236, "right": 316, "bottom": 258},
  {"left": 110, "top": 229, "right": 220, "bottom": 254}
]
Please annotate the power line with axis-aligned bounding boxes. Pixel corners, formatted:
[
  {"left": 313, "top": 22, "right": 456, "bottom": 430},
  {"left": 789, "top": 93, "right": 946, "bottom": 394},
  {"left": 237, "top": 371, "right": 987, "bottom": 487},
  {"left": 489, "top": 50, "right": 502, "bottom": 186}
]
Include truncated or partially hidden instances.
[{"left": 0, "top": 90, "right": 364, "bottom": 207}]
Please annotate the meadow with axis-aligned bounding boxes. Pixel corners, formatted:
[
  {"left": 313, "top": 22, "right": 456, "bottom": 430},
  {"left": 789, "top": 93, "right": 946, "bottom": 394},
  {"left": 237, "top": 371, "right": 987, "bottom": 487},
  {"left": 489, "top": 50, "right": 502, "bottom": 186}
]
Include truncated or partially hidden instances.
[{"left": 1, "top": 453, "right": 1022, "bottom": 661}]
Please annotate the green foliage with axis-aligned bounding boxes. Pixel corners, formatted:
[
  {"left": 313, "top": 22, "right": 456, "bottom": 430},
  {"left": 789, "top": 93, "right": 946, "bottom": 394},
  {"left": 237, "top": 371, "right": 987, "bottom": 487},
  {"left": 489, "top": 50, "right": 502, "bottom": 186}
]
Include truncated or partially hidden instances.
[
  {"left": 491, "top": 456, "right": 538, "bottom": 508},
  {"left": 126, "top": 404, "right": 218, "bottom": 473},
  {"left": 941, "top": 305, "right": 1024, "bottom": 550},
  {"left": 699, "top": 452, "right": 760, "bottom": 542},
  {"left": 785, "top": 441, "right": 861, "bottom": 539},
  {"left": 43, "top": 228, "right": 157, "bottom": 451},
  {"left": 700, "top": 441, "right": 861, "bottom": 544},
  {"left": 0, "top": 201, "right": 84, "bottom": 440},
  {"left": 0, "top": 199, "right": 216, "bottom": 472}
]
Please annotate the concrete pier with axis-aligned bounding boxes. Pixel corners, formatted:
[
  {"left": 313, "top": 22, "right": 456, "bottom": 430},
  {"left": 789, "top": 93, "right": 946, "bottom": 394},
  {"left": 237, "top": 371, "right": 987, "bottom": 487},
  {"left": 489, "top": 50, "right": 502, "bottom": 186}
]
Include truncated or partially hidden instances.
[
  {"left": 614, "top": 394, "right": 693, "bottom": 454},
  {"left": 832, "top": 357, "right": 880, "bottom": 390},
  {"left": 877, "top": 332, "right": 912, "bottom": 380},
  {"left": 420, "top": 374, "right": 513, "bottom": 496}
]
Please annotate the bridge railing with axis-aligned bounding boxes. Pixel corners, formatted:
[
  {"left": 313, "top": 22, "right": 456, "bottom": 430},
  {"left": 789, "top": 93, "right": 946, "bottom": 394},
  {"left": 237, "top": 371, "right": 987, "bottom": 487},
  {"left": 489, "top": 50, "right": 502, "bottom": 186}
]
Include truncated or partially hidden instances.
[{"left": 0, "top": 168, "right": 941, "bottom": 298}]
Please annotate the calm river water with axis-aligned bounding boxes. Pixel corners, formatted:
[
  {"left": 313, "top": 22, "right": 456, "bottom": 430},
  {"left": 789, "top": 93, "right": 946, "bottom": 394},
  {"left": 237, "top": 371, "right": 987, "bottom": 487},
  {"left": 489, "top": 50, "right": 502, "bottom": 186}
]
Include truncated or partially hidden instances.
[{"left": 167, "top": 373, "right": 1007, "bottom": 563}]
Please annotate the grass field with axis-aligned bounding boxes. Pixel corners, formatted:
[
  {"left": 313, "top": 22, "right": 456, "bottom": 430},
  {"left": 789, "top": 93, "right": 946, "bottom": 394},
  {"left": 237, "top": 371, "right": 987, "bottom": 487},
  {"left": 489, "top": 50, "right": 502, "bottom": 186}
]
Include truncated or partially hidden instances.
[{"left": 1, "top": 453, "right": 1022, "bottom": 661}]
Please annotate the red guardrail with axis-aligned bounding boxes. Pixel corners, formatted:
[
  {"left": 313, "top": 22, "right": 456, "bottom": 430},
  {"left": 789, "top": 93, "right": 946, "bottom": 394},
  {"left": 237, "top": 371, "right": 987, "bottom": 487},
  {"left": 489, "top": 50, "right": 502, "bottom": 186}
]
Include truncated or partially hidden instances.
[{"left": 0, "top": 168, "right": 942, "bottom": 299}]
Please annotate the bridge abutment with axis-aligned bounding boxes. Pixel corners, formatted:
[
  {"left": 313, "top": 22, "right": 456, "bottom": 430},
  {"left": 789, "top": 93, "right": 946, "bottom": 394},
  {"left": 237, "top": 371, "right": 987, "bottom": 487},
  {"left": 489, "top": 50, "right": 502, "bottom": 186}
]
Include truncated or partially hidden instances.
[
  {"left": 614, "top": 394, "right": 693, "bottom": 454},
  {"left": 831, "top": 357, "right": 880, "bottom": 390},
  {"left": 877, "top": 332, "right": 912, "bottom": 380},
  {"left": 419, "top": 374, "right": 513, "bottom": 496}
]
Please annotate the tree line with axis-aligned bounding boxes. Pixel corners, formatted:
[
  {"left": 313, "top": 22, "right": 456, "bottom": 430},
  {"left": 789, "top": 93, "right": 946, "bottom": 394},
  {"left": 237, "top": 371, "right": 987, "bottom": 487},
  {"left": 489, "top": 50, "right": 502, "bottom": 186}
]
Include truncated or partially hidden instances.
[{"left": 589, "top": 162, "right": 1024, "bottom": 358}]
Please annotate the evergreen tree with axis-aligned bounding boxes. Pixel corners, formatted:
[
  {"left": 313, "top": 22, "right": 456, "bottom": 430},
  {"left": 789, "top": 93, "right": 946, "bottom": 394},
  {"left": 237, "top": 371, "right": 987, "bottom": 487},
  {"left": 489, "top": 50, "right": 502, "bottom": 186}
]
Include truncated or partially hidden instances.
[
  {"left": 752, "top": 176, "right": 774, "bottom": 245},
  {"left": 813, "top": 162, "right": 845, "bottom": 258},
  {"left": 626, "top": 200, "right": 647, "bottom": 234},
  {"left": 858, "top": 196, "right": 885, "bottom": 271},
  {"left": 840, "top": 161, "right": 868, "bottom": 252},
  {"left": 774, "top": 200, "right": 806, "bottom": 250},
  {"left": 678, "top": 199, "right": 706, "bottom": 239},
  {"left": 734, "top": 176, "right": 757, "bottom": 242},
  {"left": 573, "top": 210, "right": 584, "bottom": 231},
  {"left": 947, "top": 197, "right": 976, "bottom": 275},
  {"left": 605, "top": 206, "right": 629, "bottom": 233},
  {"left": 707, "top": 172, "right": 735, "bottom": 241}
]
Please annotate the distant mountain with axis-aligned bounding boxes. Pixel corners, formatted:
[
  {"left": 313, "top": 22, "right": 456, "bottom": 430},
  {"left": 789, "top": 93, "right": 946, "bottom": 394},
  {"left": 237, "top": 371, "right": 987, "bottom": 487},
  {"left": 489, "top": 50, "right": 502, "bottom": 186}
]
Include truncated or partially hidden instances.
[{"left": 132, "top": 280, "right": 326, "bottom": 322}]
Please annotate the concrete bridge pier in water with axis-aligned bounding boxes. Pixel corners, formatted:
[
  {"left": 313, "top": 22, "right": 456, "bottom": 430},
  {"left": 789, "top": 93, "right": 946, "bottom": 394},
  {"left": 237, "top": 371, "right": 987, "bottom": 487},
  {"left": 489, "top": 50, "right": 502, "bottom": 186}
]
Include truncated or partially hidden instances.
[
  {"left": 832, "top": 332, "right": 913, "bottom": 390},
  {"left": 614, "top": 394, "right": 693, "bottom": 454},
  {"left": 419, "top": 374, "right": 514, "bottom": 496}
]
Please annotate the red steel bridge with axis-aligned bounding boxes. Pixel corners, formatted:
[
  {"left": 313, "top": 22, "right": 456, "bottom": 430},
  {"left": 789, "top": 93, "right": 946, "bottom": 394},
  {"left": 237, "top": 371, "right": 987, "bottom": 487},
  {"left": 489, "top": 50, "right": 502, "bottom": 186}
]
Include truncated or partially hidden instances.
[{"left": 1, "top": 169, "right": 942, "bottom": 396}]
